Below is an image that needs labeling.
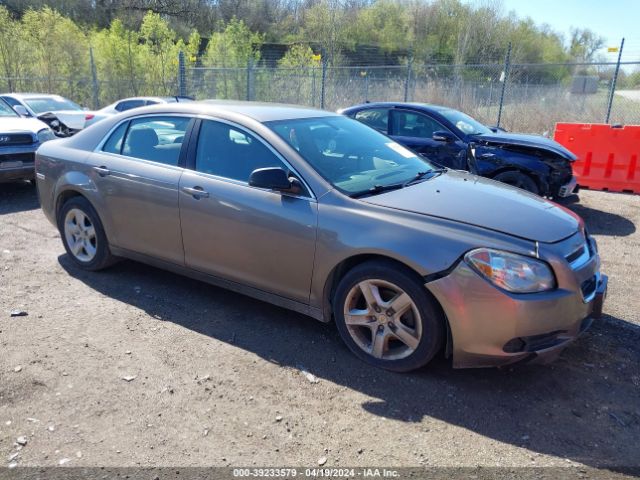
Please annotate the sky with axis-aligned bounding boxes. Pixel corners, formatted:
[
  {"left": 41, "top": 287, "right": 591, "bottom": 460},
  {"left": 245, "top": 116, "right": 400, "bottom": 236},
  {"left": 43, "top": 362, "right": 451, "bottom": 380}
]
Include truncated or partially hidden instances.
[{"left": 484, "top": 0, "right": 640, "bottom": 63}]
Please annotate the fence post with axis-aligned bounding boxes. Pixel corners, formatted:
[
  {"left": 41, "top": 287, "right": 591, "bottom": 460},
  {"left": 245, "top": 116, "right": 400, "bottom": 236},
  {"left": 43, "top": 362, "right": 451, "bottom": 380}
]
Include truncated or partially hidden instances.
[
  {"left": 246, "top": 58, "right": 255, "bottom": 101},
  {"left": 320, "top": 52, "right": 327, "bottom": 109},
  {"left": 605, "top": 37, "right": 625, "bottom": 124},
  {"left": 89, "top": 47, "right": 99, "bottom": 110},
  {"left": 178, "top": 51, "right": 187, "bottom": 97},
  {"left": 404, "top": 53, "right": 413, "bottom": 102},
  {"left": 311, "top": 66, "right": 317, "bottom": 107},
  {"left": 496, "top": 42, "right": 512, "bottom": 129}
]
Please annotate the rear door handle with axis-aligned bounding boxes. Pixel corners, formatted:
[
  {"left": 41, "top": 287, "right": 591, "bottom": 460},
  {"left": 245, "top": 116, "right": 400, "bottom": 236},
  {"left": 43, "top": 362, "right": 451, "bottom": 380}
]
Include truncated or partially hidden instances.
[
  {"left": 182, "top": 186, "right": 210, "bottom": 198},
  {"left": 93, "top": 166, "right": 111, "bottom": 176}
]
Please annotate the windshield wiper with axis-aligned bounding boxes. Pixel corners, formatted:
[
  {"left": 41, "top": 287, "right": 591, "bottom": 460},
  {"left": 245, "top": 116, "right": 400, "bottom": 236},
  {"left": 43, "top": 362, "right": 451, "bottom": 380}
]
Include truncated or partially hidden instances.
[
  {"left": 402, "top": 168, "right": 447, "bottom": 187},
  {"left": 349, "top": 183, "right": 405, "bottom": 199}
]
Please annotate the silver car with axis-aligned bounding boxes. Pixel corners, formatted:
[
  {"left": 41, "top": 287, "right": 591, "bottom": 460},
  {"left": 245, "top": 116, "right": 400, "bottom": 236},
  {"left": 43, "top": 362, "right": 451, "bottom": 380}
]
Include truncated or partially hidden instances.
[{"left": 35, "top": 102, "right": 607, "bottom": 371}]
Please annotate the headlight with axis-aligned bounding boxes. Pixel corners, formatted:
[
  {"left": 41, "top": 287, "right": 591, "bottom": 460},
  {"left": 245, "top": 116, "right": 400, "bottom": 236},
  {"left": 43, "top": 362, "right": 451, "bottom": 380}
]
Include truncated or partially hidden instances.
[
  {"left": 464, "top": 248, "right": 556, "bottom": 293},
  {"left": 37, "top": 128, "right": 56, "bottom": 143}
]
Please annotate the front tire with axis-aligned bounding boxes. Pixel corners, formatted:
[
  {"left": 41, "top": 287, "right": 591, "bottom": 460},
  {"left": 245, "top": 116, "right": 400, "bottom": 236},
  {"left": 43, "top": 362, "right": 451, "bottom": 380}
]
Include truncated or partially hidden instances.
[
  {"left": 58, "top": 196, "right": 115, "bottom": 271},
  {"left": 333, "top": 260, "right": 445, "bottom": 372}
]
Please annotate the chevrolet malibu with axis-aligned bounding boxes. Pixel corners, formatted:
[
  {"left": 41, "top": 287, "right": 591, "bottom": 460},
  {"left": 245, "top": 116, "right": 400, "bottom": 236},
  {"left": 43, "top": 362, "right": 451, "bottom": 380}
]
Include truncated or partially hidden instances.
[{"left": 35, "top": 102, "right": 607, "bottom": 371}]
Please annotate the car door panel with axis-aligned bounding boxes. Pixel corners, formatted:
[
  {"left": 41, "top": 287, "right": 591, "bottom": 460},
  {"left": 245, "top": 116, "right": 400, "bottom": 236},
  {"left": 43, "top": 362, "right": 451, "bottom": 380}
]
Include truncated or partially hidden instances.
[
  {"left": 85, "top": 115, "right": 192, "bottom": 265},
  {"left": 87, "top": 152, "right": 185, "bottom": 264},
  {"left": 178, "top": 119, "right": 318, "bottom": 304},
  {"left": 179, "top": 172, "right": 317, "bottom": 303}
]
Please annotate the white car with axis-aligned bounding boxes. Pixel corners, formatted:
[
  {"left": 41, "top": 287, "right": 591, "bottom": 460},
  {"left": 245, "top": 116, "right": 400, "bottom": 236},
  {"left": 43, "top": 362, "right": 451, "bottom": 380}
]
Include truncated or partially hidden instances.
[
  {"left": 84, "top": 96, "right": 193, "bottom": 127},
  {"left": 0, "top": 97, "right": 55, "bottom": 183},
  {"left": 0, "top": 93, "right": 95, "bottom": 138}
]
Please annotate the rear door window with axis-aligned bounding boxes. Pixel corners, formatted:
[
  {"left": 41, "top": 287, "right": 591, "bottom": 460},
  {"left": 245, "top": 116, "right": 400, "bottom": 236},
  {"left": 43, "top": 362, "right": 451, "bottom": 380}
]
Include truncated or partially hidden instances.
[
  {"left": 102, "top": 122, "right": 129, "bottom": 154},
  {"left": 119, "top": 116, "right": 190, "bottom": 166},
  {"left": 353, "top": 108, "right": 390, "bottom": 134}
]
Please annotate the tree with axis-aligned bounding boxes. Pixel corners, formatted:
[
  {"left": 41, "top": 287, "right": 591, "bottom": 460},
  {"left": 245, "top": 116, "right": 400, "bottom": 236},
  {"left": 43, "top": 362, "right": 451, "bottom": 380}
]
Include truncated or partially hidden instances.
[
  {"left": 569, "top": 28, "right": 605, "bottom": 62},
  {"left": 202, "top": 17, "right": 263, "bottom": 98},
  {"left": 0, "top": 6, "right": 31, "bottom": 90},
  {"left": 139, "top": 10, "right": 183, "bottom": 94},
  {"left": 21, "top": 7, "right": 90, "bottom": 96}
]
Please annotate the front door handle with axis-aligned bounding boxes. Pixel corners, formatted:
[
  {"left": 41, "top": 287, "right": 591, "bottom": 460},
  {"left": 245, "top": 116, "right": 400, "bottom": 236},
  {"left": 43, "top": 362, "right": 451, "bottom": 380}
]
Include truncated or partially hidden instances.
[
  {"left": 93, "top": 166, "right": 110, "bottom": 176},
  {"left": 182, "top": 186, "right": 210, "bottom": 198}
]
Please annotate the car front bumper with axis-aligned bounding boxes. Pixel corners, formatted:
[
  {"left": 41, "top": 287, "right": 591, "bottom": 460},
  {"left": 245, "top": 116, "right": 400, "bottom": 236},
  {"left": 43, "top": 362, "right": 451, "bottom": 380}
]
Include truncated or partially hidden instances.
[
  {"left": 557, "top": 175, "right": 578, "bottom": 198},
  {"left": 0, "top": 161, "right": 35, "bottom": 181},
  {"left": 425, "top": 255, "right": 607, "bottom": 368}
]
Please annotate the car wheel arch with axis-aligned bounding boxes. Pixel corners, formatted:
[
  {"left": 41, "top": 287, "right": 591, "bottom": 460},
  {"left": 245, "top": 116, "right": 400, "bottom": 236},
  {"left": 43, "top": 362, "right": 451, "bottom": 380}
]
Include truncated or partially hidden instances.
[
  {"left": 323, "top": 254, "right": 452, "bottom": 360},
  {"left": 321, "top": 253, "right": 451, "bottom": 355},
  {"left": 490, "top": 167, "right": 544, "bottom": 192},
  {"left": 54, "top": 189, "right": 112, "bottom": 244}
]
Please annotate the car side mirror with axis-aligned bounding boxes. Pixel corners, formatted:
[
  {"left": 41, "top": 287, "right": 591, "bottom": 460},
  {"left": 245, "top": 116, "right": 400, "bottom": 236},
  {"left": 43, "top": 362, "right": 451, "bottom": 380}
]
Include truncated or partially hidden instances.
[
  {"left": 432, "top": 130, "right": 455, "bottom": 143},
  {"left": 249, "top": 167, "right": 300, "bottom": 193},
  {"left": 13, "top": 105, "right": 30, "bottom": 117}
]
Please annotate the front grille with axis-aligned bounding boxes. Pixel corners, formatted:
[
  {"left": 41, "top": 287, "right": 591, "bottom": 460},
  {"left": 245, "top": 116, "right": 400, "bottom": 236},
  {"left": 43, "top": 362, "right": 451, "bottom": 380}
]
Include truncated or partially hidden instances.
[
  {"left": 581, "top": 275, "right": 597, "bottom": 301},
  {"left": 0, "top": 133, "right": 35, "bottom": 146},
  {"left": 0, "top": 152, "right": 35, "bottom": 165}
]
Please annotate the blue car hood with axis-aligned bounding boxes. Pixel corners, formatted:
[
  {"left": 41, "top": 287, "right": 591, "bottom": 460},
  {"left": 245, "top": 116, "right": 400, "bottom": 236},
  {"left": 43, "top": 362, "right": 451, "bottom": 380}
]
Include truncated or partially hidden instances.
[{"left": 471, "top": 132, "right": 577, "bottom": 161}]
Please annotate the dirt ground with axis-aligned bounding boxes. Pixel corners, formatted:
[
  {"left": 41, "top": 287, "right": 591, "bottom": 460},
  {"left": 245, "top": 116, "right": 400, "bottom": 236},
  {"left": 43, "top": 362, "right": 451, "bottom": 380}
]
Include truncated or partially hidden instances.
[{"left": 1, "top": 183, "right": 639, "bottom": 474}]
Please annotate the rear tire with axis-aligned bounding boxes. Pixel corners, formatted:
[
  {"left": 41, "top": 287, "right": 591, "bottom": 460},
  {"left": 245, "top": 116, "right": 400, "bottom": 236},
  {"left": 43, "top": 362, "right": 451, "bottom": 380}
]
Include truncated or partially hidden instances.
[
  {"left": 58, "top": 196, "right": 115, "bottom": 271},
  {"left": 333, "top": 260, "right": 444, "bottom": 372},
  {"left": 493, "top": 171, "right": 539, "bottom": 195}
]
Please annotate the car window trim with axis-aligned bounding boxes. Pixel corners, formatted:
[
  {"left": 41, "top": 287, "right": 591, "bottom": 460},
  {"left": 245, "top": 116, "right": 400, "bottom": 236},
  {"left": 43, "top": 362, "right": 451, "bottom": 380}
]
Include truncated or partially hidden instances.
[
  {"left": 94, "top": 113, "right": 196, "bottom": 169},
  {"left": 188, "top": 114, "right": 316, "bottom": 201},
  {"left": 390, "top": 108, "right": 459, "bottom": 140}
]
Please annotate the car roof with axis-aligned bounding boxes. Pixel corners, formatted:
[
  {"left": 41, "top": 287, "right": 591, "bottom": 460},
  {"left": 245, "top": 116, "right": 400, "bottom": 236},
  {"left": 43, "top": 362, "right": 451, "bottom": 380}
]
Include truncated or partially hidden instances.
[
  {"left": 115, "top": 96, "right": 169, "bottom": 103},
  {"left": 118, "top": 100, "right": 338, "bottom": 123},
  {"left": 1, "top": 93, "right": 69, "bottom": 100},
  {"left": 344, "top": 102, "right": 454, "bottom": 114}
]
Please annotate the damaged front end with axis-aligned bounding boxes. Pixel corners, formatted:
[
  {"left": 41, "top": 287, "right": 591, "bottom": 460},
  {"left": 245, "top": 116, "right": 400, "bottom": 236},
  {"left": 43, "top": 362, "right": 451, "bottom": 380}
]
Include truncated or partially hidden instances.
[
  {"left": 37, "top": 112, "right": 80, "bottom": 138},
  {"left": 470, "top": 135, "right": 578, "bottom": 199}
]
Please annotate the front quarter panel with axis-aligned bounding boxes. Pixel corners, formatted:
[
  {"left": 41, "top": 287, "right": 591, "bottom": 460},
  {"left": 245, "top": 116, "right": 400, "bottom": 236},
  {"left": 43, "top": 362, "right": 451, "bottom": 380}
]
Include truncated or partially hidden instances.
[{"left": 311, "top": 192, "right": 537, "bottom": 311}]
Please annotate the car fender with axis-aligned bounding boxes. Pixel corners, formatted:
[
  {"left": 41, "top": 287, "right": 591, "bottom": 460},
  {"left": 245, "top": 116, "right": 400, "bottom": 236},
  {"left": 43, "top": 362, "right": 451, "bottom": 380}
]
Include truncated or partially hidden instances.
[
  {"left": 51, "top": 171, "right": 118, "bottom": 246},
  {"left": 475, "top": 145, "right": 550, "bottom": 192},
  {"left": 310, "top": 195, "right": 538, "bottom": 318}
]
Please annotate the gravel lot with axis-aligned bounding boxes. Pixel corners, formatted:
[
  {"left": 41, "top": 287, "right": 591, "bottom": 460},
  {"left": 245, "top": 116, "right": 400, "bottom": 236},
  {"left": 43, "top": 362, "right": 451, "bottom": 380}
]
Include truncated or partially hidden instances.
[{"left": 1, "top": 183, "right": 639, "bottom": 474}]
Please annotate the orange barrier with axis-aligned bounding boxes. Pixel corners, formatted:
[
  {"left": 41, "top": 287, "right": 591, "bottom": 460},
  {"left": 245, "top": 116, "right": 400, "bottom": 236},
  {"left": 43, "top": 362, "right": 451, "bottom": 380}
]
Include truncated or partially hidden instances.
[{"left": 554, "top": 123, "right": 640, "bottom": 194}]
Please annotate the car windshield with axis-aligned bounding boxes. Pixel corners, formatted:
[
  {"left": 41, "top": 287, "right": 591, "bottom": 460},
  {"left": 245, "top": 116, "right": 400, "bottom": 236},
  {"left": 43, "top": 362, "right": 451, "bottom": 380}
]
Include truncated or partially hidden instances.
[
  {"left": 266, "top": 116, "right": 436, "bottom": 196},
  {"left": 23, "top": 97, "right": 82, "bottom": 114},
  {"left": 0, "top": 98, "right": 17, "bottom": 117},
  {"left": 439, "top": 109, "right": 492, "bottom": 136}
]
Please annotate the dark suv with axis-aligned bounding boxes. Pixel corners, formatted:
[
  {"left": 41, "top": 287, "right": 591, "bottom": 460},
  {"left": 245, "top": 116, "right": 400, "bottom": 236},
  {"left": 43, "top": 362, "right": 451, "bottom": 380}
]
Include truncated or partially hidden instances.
[{"left": 340, "top": 102, "right": 577, "bottom": 199}]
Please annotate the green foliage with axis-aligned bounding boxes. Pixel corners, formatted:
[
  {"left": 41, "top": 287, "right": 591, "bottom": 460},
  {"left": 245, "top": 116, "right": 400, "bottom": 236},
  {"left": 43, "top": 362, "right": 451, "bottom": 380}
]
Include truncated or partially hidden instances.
[
  {"left": 203, "top": 17, "right": 262, "bottom": 68},
  {"left": 278, "top": 44, "right": 321, "bottom": 69},
  {"left": 0, "top": 0, "right": 626, "bottom": 109}
]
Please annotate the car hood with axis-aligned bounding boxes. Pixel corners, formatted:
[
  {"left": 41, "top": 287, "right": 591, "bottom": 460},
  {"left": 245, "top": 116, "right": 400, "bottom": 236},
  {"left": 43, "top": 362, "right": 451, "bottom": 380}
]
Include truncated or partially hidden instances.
[
  {"left": 471, "top": 132, "right": 577, "bottom": 161},
  {"left": 0, "top": 116, "right": 49, "bottom": 133},
  {"left": 361, "top": 170, "right": 580, "bottom": 243}
]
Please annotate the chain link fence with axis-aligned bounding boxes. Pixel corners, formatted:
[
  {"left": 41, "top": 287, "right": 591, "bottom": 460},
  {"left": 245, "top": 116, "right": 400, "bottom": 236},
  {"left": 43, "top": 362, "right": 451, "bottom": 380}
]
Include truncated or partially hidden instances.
[
  {"left": 184, "top": 60, "right": 640, "bottom": 134},
  {"left": 1, "top": 56, "right": 639, "bottom": 135}
]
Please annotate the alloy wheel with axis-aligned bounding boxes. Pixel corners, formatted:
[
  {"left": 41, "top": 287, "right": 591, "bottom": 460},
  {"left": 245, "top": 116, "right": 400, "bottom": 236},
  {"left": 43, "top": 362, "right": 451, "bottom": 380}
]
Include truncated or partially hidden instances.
[
  {"left": 343, "top": 279, "right": 422, "bottom": 361},
  {"left": 64, "top": 208, "right": 97, "bottom": 262}
]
